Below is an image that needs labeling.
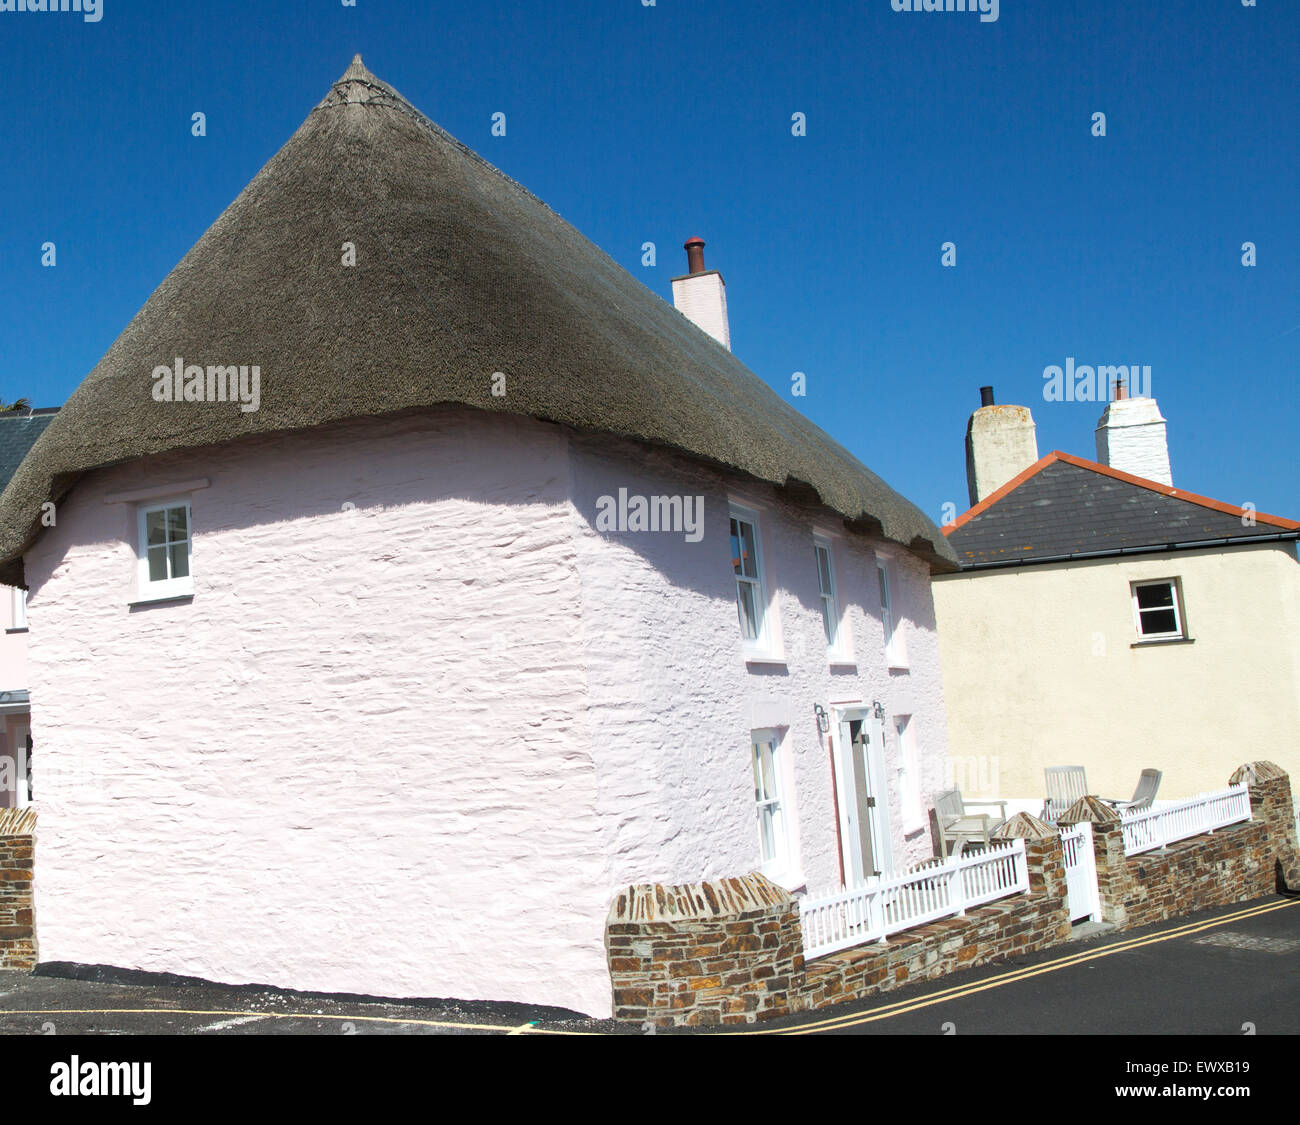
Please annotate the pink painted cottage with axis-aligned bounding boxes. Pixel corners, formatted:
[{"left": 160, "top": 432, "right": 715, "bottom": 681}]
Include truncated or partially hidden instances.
[{"left": 0, "top": 58, "right": 959, "bottom": 1017}]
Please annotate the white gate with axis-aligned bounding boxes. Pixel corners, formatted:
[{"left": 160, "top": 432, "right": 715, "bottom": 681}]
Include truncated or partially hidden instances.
[{"left": 1060, "top": 821, "right": 1101, "bottom": 923}]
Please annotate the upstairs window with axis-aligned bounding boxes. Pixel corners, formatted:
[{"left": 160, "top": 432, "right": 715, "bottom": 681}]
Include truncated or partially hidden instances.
[
  {"left": 9, "top": 588, "right": 26, "bottom": 631},
  {"left": 814, "top": 538, "right": 838, "bottom": 648},
  {"left": 878, "top": 559, "right": 905, "bottom": 666},
  {"left": 728, "top": 502, "right": 774, "bottom": 658},
  {"left": 1132, "top": 579, "right": 1185, "bottom": 640},
  {"left": 137, "top": 500, "right": 193, "bottom": 601}
]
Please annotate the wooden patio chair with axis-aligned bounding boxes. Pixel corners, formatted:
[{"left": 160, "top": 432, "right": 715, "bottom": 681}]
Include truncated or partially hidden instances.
[
  {"left": 1103, "top": 768, "right": 1162, "bottom": 813},
  {"left": 1042, "top": 766, "right": 1088, "bottom": 824},
  {"left": 931, "top": 788, "right": 1009, "bottom": 857}
]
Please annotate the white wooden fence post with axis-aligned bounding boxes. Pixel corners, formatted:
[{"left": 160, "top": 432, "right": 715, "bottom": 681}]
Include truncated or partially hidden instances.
[{"left": 952, "top": 855, "right": 967, "bottom": 918}]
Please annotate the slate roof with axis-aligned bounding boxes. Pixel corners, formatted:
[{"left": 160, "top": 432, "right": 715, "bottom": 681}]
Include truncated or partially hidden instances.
[
  {"left": 0, "top": 56, "right": 957, "bottom": 586},
  {"left": 0, "top": 410, "right": 57, "bottom": 494},
  {"left": 945, "top": 451, "right": 1300, "bottom": 569}
]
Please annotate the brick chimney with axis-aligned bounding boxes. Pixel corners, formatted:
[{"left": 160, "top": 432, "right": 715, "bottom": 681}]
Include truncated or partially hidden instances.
[
  {"left": 965, "top": 387, "right": 1040, "bottom": 506},
  {"left": 1095, "top": 390, "right": 1172, "bottom": 486},
  {"left": 671, "top": 237, "right": 731, "bottom": 351}
]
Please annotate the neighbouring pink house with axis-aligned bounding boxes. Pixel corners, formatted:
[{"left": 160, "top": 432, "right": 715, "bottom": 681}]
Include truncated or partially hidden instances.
[
  {"left": 0, "top": 407, "right": 58, "bottom": 810},
  {"left": 0, "top": 58, "right": 959, "bottom": 1017}
]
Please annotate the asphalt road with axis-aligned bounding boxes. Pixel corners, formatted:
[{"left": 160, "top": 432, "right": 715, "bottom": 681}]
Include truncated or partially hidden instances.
[{"left": 752, "top": 894, "right": 1300, "bottom": 1036}]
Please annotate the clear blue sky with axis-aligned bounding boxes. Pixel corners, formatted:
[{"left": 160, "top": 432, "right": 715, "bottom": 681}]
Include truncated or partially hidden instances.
[{"left": 3, "top": 1, "right": 1297, "bottom": 523}]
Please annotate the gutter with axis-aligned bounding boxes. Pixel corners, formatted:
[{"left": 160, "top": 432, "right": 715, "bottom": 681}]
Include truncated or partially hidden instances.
[{"left": 952, "top": 530, "right": 1300, "bottom": 572}]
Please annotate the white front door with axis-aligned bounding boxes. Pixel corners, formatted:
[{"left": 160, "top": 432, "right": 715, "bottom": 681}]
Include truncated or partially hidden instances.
[{"left": 833, "top": 708, "right": 892, "bottom": 885}]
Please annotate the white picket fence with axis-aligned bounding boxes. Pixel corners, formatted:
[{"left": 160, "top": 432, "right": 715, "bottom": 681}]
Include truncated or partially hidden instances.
[
  {"left": 1120, "top": 783, "right": 1251, "bottom": 856},
  {"left": 800, "top": 840, "right": 1029, "bottom": 961}
]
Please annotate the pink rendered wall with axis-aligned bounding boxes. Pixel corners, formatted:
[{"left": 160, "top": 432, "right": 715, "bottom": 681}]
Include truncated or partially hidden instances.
[
  {"left": 566, "top": 432, "right": 953, "bottom": 894},
  {"left": 25, "top": 410, "right": 612, "bottom": 1015},
  {"left": 23, "top": 406, "right": 953, "bottom": 1015}
]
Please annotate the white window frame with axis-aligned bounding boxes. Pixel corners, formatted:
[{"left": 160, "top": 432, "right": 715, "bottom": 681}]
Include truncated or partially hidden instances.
[
  {"left": 13, "top": 724, "right": 31, "bottom": 808},
  {"left": 813, "top": 534, "right": 853, "bottom": 663},
  {"left": 135, "top": 497, "right": 195, "bottom": 602},
  {"left": 1131, "top": 578, "right": 1186, "bottom": 641},
  {"left": 729, "top": 502, "right": 780, "bottom": 661},
  {"left": 10, "top": 587, "right": 26, "bottom": 630},
  {"left": 750, "top": 727, "right": 800, "bottom": 888},
  {"left": 877, "top": 556, "right": 906, "bottom": 668},
  {"left": 895, "top": 715, "right": 923, "bottom": 834}
]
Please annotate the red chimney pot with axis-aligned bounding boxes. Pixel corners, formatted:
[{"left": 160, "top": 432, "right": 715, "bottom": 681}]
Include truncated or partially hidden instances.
[{"left": 684, "top": 237, "right": 707, "bottom": 275}]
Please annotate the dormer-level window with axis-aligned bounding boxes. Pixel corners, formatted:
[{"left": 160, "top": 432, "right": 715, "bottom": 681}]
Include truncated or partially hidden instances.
[
  {"left": 1132, "top": 579, "right": 1185, "bottom": 640},
  {"left": 136, "top": 500, "right": 193, "bottom": 601}
]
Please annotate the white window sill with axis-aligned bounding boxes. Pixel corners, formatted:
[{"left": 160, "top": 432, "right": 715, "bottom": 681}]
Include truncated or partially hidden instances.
[
  {"left": 828, "top": 655, "right": 857, "bottom": 670},
  {"left": 762, "top": 866, "right": 806, "bottom": 894},
  {"left": 745, "top": 654, "right": 788, "bottom": 668},
  {"left": 129, "top": 587, "right": 194, "bottom": 607},
  {"left": 1131, "top": 636, "right": 1195, "bottom": 648},
  {"left": 887, "top": 663, "right": 910, "bottom": 673}
]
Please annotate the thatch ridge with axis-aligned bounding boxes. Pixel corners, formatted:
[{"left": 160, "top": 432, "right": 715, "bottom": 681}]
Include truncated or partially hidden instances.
[{"left": 0, "top": 56, "right": 958, "bottom": 584}]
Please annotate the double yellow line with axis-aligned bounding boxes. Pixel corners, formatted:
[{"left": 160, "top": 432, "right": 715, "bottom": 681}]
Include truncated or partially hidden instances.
[{"left": 736, "top": 897, "right": 1299, "bottom": 1034}]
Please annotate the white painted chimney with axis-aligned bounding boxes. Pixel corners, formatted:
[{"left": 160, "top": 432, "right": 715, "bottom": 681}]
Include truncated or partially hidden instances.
[
  {"left": 1094, "top": 384, "right": 1172, "bottom": 486},
  {"left": 965, "top": 386, "right": 1040, "bottom": 506},
  {"left": 671, "top": 237, "right": 731, "bottom": 351}
]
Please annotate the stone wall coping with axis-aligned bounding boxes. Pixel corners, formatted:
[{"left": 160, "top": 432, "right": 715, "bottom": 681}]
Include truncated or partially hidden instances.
[
  {"left": 1229, "top": 761, "right": 1287, "bottom": 785},
  {"left": 1057, "top": 794, "right": 1122, "bottom": 825},
  {"left": 994, "top": 812, "right": 1058, "bottom": 840},
  {"left": 607, "top": 872, "right": 793, "bottom": 923}
]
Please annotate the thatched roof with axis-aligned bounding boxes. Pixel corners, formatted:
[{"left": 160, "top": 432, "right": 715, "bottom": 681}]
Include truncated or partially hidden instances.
[{"left": 0, "top": 57, "right": 957, "bottom": 585}]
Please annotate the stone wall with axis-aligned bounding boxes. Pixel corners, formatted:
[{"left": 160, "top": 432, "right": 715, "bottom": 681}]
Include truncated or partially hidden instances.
[
  {"left": 605, "top": 766, "right": 1298, "bottom": 1026},
  {"left": 0, "top": 832, "right": 35, "bottom": 970},
  {"left": 606, "top": 873, "right": 803, "bottom": 1028},
  {"left": 1061, "top": 764, "right": 1296, "bottom": 930},
  {"left": 606, "top": 816, "right": 1069, "bottom": 1027},
  {"left": 1230, "top": 761, "right": 1300, "bottom": 890}
]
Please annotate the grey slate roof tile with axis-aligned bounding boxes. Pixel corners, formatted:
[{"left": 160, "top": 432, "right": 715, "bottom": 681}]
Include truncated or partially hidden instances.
[
  {"left": 0, "top": 411, "right": 57, "bottom": 494},
  {"left": 947, "top": 455, "right": 1298, "bottom": 568}
]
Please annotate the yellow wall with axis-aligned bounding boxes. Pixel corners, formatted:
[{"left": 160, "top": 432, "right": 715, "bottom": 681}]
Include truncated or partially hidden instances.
[{"left": 932, "top": 542, "right": 1300, "bottom": 803}]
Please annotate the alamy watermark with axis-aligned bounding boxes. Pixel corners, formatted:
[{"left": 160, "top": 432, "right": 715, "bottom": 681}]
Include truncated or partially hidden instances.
[
  {"left": 0, "top": 0, "right": 102, "bottom": 22},
  {"left": 152, "top": 357, "right": 260, "bottom": 413},
  {"left": 890, "top": 0, "right": 998, "bottom": 24},
  {"left": 594, "top": 488, "right": 704, "bottom": 542},
  {"left": 1042, "top": 359, "right": 1151, "bottom": 403}
]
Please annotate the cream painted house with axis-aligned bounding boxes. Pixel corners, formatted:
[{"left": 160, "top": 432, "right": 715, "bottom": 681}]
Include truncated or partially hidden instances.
[{"left": 934, "top": 388, "right": 1300, "bottom": 808}]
